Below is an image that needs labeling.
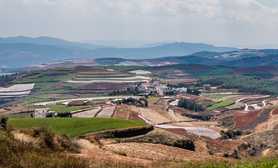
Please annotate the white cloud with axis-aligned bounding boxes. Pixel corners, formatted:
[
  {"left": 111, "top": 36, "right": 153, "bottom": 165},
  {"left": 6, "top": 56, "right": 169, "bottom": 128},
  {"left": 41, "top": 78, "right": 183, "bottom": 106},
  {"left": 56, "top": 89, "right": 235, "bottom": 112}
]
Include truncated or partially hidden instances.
[{"left": 1, "top": 0, "right": 278, "bottom": 46}]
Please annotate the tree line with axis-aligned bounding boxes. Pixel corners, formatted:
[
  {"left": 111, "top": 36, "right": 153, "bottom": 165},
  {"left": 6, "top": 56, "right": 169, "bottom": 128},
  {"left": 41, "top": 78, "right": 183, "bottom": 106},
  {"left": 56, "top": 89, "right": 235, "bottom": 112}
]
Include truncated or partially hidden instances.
[
  {"left": 178, "top": 98, "right": 203, "bottom": 112},
  {"left": 199, "top": 76, "right": 278, "bottom": 95},
  {"left": 0, "top": 75, "right": 14, "bottom": 86}
]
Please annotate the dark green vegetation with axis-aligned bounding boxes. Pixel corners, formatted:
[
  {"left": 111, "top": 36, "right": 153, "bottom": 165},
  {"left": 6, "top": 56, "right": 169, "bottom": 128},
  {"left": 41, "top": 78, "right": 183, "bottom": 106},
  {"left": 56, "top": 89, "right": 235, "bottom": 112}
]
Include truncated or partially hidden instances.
[
  {"left": 206, "top": 100, "right": 234, "bottom": 110},
  {"left": 108, "top": 87, "right": 139, "bottom": 96},
  {"left": 178, "top": 98, "right": 203, "bottom": 112},
  {"left": 0, "top": 74, "right": 15, "bottom": 85},
  {"left": 162, "top": 139, "right": 195, "bottom": 151},
  {"left": 2, "top": 111, "right": 34, "bottom": 119},
  {"left": 8, "top": 118, "right": 147, "bottom": 137},
  {"left": 148, "top": 64, "right": 231, "bottom": 78},
  {"left": 200, "top": 76, "right": 278, "bottom": 95},
  {"left": 0, "top": 117, "right": 89, "bottom": 167}
]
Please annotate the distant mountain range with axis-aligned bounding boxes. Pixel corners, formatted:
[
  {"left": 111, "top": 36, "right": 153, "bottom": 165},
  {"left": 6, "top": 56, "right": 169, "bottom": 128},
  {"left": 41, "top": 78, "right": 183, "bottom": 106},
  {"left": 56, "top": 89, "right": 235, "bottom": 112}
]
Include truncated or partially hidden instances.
[
  {"left": 3, "top": 36, "right": 278, "bottom": 69},
  {"left": 0, "top": 36, "right": 237, "bottom": 68}
]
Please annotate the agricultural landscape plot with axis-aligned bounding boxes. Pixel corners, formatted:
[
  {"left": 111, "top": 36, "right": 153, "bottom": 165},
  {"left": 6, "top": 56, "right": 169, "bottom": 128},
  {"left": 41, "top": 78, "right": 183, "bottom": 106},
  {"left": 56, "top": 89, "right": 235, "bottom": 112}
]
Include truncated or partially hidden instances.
[{"left": 2, "top": 63, "right": 278, "bottom": 167}]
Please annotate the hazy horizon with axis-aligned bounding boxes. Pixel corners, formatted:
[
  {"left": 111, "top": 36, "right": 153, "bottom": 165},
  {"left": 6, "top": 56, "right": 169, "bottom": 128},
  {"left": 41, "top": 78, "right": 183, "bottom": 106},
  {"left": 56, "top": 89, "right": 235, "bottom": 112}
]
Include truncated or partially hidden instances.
[{"left": 1, "top": 0, "right": 278, "bottom": 48}]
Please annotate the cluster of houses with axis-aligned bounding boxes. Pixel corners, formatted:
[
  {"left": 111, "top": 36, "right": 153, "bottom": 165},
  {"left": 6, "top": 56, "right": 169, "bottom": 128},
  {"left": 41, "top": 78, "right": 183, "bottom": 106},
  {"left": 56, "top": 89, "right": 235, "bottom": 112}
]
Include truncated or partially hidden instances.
[{"left": 139, "top": 80, "right": 187, "bottom": 96}]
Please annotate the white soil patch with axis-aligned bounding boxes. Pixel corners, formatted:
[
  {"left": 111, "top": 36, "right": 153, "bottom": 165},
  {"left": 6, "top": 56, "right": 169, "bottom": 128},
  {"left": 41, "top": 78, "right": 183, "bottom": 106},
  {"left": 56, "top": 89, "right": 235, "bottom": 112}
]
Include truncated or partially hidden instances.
[
  {"left": 96, "top": 105, "right": 116, "bottom": 118},
  {"left": 155, "top": 124, "right": 221, "bottom": 139},
  {"left": 168, "top": 109, "right": 182, "bottom": 122},
  {"left": 129, "top": 70, "right": 152, "bottom": 74},
  {"left": 136, "top": 107, "right": 171, "bottom": 125},
  {"left": 0, "top": 83, "right": 35, "bottom": 92},
  {"left": 72, "top": 107, "right": 102, "bottom": 117}
]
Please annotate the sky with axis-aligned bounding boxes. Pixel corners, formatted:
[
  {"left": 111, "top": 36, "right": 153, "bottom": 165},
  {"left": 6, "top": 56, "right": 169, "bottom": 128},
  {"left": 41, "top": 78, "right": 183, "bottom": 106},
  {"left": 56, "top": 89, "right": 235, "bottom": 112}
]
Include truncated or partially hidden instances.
[{"left": 1, "top": 0, "right": 278, "bottom": 48}]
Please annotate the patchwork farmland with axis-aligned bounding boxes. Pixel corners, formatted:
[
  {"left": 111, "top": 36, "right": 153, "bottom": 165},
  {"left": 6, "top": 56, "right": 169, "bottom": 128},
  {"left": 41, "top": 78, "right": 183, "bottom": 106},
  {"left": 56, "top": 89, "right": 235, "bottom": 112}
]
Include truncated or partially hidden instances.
[{"left": 3, "top": 64, "right": 278, "bottom": 167}]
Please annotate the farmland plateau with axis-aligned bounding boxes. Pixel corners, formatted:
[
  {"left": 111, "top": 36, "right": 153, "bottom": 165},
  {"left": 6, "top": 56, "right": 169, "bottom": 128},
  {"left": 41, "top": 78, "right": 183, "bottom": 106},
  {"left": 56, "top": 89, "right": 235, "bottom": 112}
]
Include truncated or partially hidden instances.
[{"left": 2, "top": 62, "right": 278, "bottom": 167}]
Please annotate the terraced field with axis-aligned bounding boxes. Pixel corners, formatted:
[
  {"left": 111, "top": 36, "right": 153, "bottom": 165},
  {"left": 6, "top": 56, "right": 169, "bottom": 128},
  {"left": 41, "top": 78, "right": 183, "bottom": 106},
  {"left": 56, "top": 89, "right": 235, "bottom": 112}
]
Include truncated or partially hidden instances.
[
  {"left": 8, "top": 118, "right": 147, "bottom": 137},
  {"left": 96, "top": 105, "right": 116, "bottom": 118}
]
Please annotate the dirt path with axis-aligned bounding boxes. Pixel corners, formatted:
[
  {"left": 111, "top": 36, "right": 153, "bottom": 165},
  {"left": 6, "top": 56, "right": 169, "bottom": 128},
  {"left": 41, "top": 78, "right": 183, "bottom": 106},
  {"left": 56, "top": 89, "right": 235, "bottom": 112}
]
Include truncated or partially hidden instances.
[{"left": 255, "top": 108, "right": 278, "bottom": 132}]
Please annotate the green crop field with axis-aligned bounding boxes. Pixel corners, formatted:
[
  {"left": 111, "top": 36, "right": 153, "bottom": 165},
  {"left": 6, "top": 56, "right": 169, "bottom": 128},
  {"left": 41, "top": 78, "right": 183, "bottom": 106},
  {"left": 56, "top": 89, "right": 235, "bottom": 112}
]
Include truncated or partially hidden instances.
[
  {"left": 21, "top": 89, "right": 71, "bottom": 104},
  {"left": 1, "top": 112, "right": 34, "bottom": 119},
  {"left": 147, "top": 97, "right": 161, "bottom": 105},
  {"left": 34, "top": 82, "right": 58, "bottom": 89},
  {"left": 206, "top": 100, "right": 234, "bottom": 110},
  {"left": 8, "top": 118, "right": 147, "bottom": 137},
  {"left": 209, "top": 94, "right": 235, "bottom": 99},
  {"left": 43, "top": 104, "right": 92, "bottom": 113}
]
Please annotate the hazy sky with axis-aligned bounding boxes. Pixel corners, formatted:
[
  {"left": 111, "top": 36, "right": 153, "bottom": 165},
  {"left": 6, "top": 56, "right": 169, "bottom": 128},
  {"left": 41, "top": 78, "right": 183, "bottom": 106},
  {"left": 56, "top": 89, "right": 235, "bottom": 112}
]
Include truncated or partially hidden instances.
[{"left": 1, "top": 0, "right": 278, "bottom": 47}]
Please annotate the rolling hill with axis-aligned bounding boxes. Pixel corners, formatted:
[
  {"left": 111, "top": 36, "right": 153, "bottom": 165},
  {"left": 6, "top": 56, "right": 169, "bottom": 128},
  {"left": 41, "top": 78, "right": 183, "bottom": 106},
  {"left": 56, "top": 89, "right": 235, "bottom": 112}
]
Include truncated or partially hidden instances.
[{"left": 0, "top": 36, "right": 237, "bottom": 68}]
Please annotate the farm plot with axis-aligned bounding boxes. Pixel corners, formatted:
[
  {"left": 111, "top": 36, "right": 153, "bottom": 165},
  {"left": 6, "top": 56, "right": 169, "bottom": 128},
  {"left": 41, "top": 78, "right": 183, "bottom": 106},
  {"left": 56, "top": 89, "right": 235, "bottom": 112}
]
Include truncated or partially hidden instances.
[
  {"left": 135, "top": 107, "right": 171, "bottom": 125},
  {"left": 69, "top": 76, "right": 151, "bottom": 83},
  {"left": 8, "top": 118, "right": 147, "bottom": 137},
  {"left": 0, "top": 83, "right": 35, "bottom": 98},
  {"left": 168, "top": 109, "right": 182, "bottom": 122},
  {"left": 206, "top": 100, "right": 234, "bottom": 110},
  {"left": 233, "top": 110, "right": 262, "bottom": 127},
  {"left": 72, "top": 107, "right": 102, "bottom": 118},
  {"left": 155, "top": 124, "right": 221, "bottom": 139},
  {"left": 113, "top": 104, "right": 130, "bottom": 120},
  {"left": 148, "top": 104, "right": 174, "bottom": 122},
  {"left": 102, "top": 143, "right": 214, "bottom": 162},
  {"left": 128, "top": 110, "right": 145, "bottom": 122},
  {"left": 96, "top": 105, "right": 116, "bottom": 118}
]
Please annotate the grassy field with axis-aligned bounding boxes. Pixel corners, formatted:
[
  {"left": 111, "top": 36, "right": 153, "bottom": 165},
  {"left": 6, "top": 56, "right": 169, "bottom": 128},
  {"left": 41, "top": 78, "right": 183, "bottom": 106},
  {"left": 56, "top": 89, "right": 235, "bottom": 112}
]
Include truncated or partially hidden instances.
[
  {"left": 8, "top": 118, "right": 147, "bottom": 137},
  {"left": 21, "top": 89, "right": 71, "bottom": 104},
  {"left": 209, "top": 94, "right": 237, "bottom": 99},
  {"left": 34, "top": 82, "right": 58, "bottom": 89},
  {"left": 2, "top": 112, "right": 34, "bottom": 119},
  {"left": 45, "top": 104, "right": 92, "bottom": 113},
  {"left": 147, "top": 97, "right": 161, "bottom": 105},
  {"left": 206, "top": 100, "right": 234, "bottom": 110}
]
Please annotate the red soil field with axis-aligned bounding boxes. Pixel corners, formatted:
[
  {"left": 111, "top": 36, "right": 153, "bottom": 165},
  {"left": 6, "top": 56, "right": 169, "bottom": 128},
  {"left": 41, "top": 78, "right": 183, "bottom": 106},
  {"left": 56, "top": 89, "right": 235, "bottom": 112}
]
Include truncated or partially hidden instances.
[
  {"left": 43, "top": 84, "right": 71, "bottom": 91},
  {"left": 233, "top": 110, "right": 262, "bottom": 127},
  {"left": 272, "top": 107, "right": 278, "bottom": 115},
  {"left": 174, "top": 107, "right": 197, "bottom": 115},
  {"left": 76, "top": 83, "right": 126, "bottom": 90},
  {"left": 129, "top": 111, "right": 145, "bottom": 122},
  {"left": 113, "top": 104, "right": 131, "bottom": 120},
  {"left": 67, "top": 100, "right": 85, "bottom": 106}
]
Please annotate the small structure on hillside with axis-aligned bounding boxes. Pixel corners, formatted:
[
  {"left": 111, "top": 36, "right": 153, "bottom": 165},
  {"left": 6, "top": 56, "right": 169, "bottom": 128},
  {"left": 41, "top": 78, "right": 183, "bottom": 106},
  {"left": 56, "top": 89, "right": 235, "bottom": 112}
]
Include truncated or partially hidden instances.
[
  {"left": 35, "top": 108, "right": 55, "bottom": 118},
  {"left": 203, "top": 84, "right": 211, "bottom": 91}
]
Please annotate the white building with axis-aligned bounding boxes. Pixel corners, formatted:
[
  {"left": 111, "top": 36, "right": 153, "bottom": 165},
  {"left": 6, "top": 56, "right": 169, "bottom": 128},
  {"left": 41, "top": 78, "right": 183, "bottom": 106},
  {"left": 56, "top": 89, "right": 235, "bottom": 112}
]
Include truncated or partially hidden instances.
[{"left": 35, "top": 108, "right": 55, "bottom": 118}]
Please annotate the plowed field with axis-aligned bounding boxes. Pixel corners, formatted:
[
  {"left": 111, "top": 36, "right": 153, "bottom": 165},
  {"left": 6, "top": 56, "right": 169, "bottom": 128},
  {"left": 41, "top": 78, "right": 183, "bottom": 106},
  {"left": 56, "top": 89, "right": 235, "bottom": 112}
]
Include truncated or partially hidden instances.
[
  {"left": 233, "top": 110, "right": 262, "bottom": 127},
  {"left": 113, "top": 104, "right": 130, "bottom": 120}
]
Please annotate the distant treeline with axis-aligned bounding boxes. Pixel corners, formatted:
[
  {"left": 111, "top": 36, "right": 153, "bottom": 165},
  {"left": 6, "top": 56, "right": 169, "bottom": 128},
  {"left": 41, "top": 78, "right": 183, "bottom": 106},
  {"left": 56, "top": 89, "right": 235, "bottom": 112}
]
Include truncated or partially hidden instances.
[
  {"left": 199, "top": 76, "right": 278, "bottom": 95},
  {"left": 178, "top": 98, "right": 203, "bottom": 112},
  {"left": 0, "top": 75, "right": 14, "bottom": 86},
  {"left": 108, "top": 87, "right": 139, "bottom": 96}
]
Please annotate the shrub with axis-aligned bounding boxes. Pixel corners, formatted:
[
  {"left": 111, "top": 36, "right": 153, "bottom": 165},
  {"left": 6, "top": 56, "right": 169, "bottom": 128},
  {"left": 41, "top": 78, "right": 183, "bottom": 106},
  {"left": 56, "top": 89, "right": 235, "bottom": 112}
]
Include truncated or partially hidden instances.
[
  {"left": 56, "top": 133, "right": 80, "bottom": 153},
  {"left": 174, "top": 139, "right": 195, "bottom": 151},
  {"left": 32, "top": 126, "right": 55, "bottom": 149},
  {"left": 0, "top": 116, "right": 8, "bottom": 130}
]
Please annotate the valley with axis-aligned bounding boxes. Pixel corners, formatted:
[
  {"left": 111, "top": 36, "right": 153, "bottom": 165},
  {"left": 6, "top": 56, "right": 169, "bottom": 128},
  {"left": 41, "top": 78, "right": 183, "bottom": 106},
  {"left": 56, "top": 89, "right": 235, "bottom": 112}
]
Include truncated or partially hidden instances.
[{"left": 1, "top": 63, "right": 278, "bottom": 167}]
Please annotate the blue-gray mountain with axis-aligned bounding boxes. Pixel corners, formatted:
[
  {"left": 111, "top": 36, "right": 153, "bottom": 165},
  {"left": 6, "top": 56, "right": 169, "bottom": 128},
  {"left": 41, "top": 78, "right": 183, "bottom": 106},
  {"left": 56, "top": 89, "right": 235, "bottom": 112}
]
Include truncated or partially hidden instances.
[{"left": 0, "top": 36, "right": 237, "bottom": 68}]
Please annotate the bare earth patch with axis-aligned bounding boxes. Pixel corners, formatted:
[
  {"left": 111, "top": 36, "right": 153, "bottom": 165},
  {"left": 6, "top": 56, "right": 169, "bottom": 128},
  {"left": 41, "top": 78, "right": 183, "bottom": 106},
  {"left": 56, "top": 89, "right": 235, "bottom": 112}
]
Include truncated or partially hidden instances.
[
  {"left": 72, "top": 107, "right": 102, "bottom": 118},
  {"left": 96, "top": 105, "right": 116, "bottom": 118},
  {"left": 103, "top": 142, "right": 218, "bottom": 161}
]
